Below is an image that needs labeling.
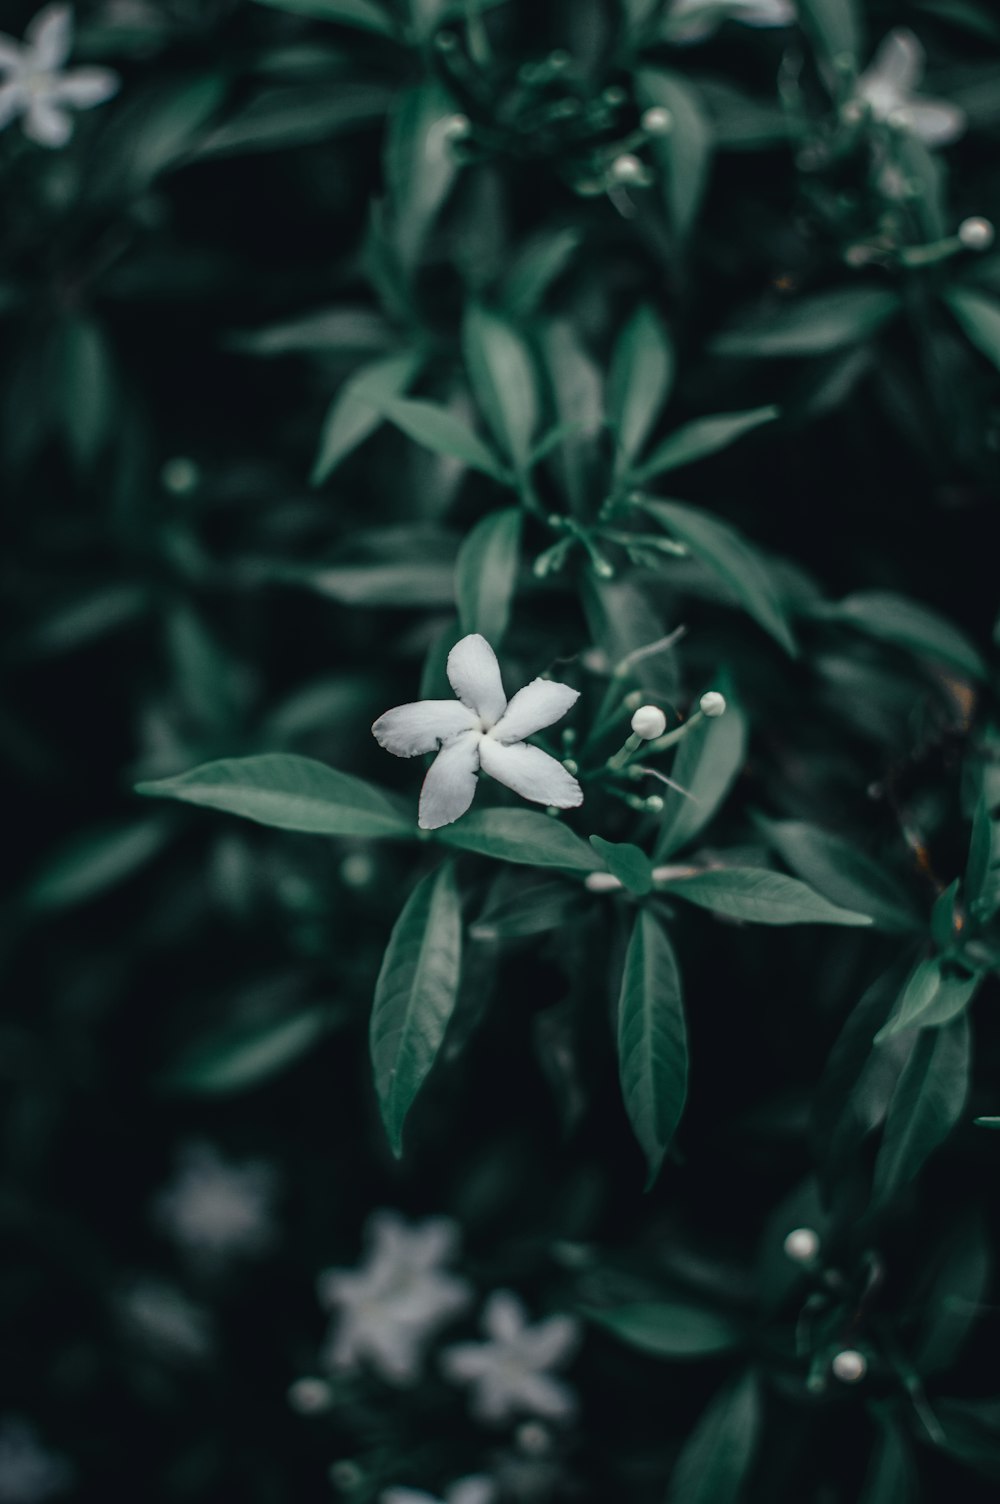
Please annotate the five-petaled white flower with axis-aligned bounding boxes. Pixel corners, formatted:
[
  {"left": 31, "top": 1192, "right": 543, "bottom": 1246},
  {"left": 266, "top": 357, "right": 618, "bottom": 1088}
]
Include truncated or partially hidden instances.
[
  {"left": 372, "top": 634, "right": 583, "bottom": 831},
  {"left": 381, "top": 1478, "right": 495, "bottom": 1504},
  {"left": 851, "top": 29, "right": 965, "bottom": 147},
  {"left": 665, "top": 0, "right": 795, "bottom": 45},
  {"left": 318, "top": 1211, "right": 472, "bottom": 1386},
  {"left": 151, "top": 1141, "right": 278, "bottom": 1272},
  {"left": 0, "top": 5, "right": 119, "bottom": 149},
  {"left": 441, "top": 1291, "right": 580, "bottom": 1425}
]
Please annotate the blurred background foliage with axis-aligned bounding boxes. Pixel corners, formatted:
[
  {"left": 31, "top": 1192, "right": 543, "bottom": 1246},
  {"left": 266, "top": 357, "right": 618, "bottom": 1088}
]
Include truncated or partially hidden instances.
[{"left": 3, "top": 0, "right": 1000, "bottom": 1499}]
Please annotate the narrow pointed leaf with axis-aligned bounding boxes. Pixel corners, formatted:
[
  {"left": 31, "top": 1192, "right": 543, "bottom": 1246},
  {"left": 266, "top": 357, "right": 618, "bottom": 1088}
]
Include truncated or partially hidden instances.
[
  {"left": 374, "top": 395, "right": 508, "bottom": 479},
  {"left": 655, "top": 676, "right": 746, "bottom": 860},
  {"left": 251, "top": 0, "right": 396, "bottom": 32},
  {"left": 632, "top": 406, "right": 778, "bottom": 483},
  {"left": 455, "top": 506, "right": 522, "bottom": 644},
  {"left": 590, "top": 835, "right": 654, "bottom": 895},
  {"left": 661, "top": 868, "right": 873, "bottom": 926},
  {"left": 712, "top": 287, "right": 899, "bottom": 357},
  {"left": 437, "top": 809, "right": 594, "bottom": 873},
  {"left": 160, "top": 1008, "right": 335, "bottom": 1094},
  {"left": 875, "top": 958, "right": 980, "bottom": 1041},
  {"left": 638, "top": 69, "right": 713, "bottom": 240},
  {"left": 871, "top": 1014, "right": 970, "bottom": 1211},
  {"left": 668, "top": 1370, "right": 761, "bottom": 1504},
  {"left": 311, "top": 350, "right": 422, "bottom": 484},
  {"left": 617, "top": 910, "right": 688, "bottom": 1185},
  {"left": 757, "top": 816, "right": 921, "bottom": 933},
  {"left": 462, "top": 304, "right": 539, "bottom": 470},
  {"left": 945, "top": 285, "right": 1000, "bottom": 374},
  {"left": 607, "top": 305, "right": 675, "bottom": 478},
  {"left": 812, "top": 590, "right": 986, "bottom": 680},
  {"left": 587, "top": 1300, "right": 740, "bottom": 1358}
]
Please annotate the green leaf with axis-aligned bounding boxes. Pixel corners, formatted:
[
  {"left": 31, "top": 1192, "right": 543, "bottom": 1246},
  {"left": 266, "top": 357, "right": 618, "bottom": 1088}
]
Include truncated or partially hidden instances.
[
  {"left": 590, "top": 835, "right": 654, "bottom": 896},
  {"left": 455, "top": 507, "right": 522, "bottom": 644},
  {"left": 913, "top": 1214, "right": 991, "bottom": 1374},
  {"left": 375, "top": 396, "right": 508, "bottom": 480},
  {"left": 870, "top": 1014, "right": 970, "bottom": 1211},
  {"left": 875, "top": 958, "right": 980, "bottom": 1041},
  {"left": 385, "top": 81, "right": 459, "bottom": 267},
  {"left": 437, "top": 809, "right": 594, "bottom": 873},
  {"left": 631, "top": 406, "right": 778, "bottom": 484},
  {"left": 655, "top": 675, "right": 747, "bottom": 860},
  {"left": 617, "top": 910, "right": 688, "bottom": 1185},
  {"left": 196, "top": 80, "right": 391, "bottom": 157},
  {"left": 796, "top": 0, "right": 862, "bottom": 67},
  {"left": 586, "top": 1299, "right": 741, "bottom": 1358},
  {"left": 95, "top": 74, "right": 226, "bottom": 196},
  {"left": 711, "top": 288, "right": 900, "bottom": 358},
  {"left": 501, "top": 227, "right": 581, "bottom": 318},
  {"left": 813, "top": 590, "right": 986, "bottom": 680},
  {"left": 639, "top": 500, "right": 797, "bottom": 656},
  {"left": 859, "top": 1418, "right": 919, "bottom": 1504},
  {"left": 945, "top": 285, "right": 1000, "bottom": 373},
  {"left": 159, "top": 1008, "right": 334, "bottom": 1094},
  {"left": 58, "top": 318, "right": 115, "bottom": 468},
  {"left": 25, "top": 819, "right": 171, "bottom": 912},
  {"left": 975, "top": 1116, "right": 1000, "bottom": 1128},
  {"left": 667, "top": 1370, "right": 761, "bottom": 1504},
  {"left": 251, "top": 0, "right": 396, "bottom": 37},
  {"left": 311, "top": 351, "right": 423, "bottom": 484},
  {"left": 462, "top": 304, "right": 540, "bottom": 471},
  {"left": 965, "top": 794, "right": 994, "bottom": 915},
  {"left": 661, "top": 868, "right": 874, "bottom": 926},
  {"left": 283, "top": 554, "right": 457, "bottom": 608},
  {"left": 136, "top": 754, "right": 412, "bottom": 838},
  {"left": 637, "top": 69, "right": 713, "bottom": 241},
  {"left": 607, "top": 305, "right": 675, "bottom": 478},
  {"left": 370, "top": 861, "right": 463, "bottom": 1156},
  {"left": 470, "top": 872, "right": 583, "bottom": 940},
  {"left": 756, "top": 817, "right": 921, "bottom": 934}
]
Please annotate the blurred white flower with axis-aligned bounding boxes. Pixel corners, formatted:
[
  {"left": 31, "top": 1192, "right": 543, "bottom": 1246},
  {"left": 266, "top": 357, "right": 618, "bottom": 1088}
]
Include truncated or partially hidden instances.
[
  {"left": 372, "top": 634, "right": 582, "bottom": 830},
  {"left": 381, "top": 1478, "right": 495, "bottom": 1504},
  {"left": 0, "top": 1419, "right": 71, "bottom": 1504},
  {"left": 318, "top": 1211, "right": 472, "bottom": 1385},
  {"left": 853, "top": 29, "right": 964, "bottom": 146},
  {"left": 665, "top": 0, "right": 795, "bottom": 45},
  {"left": 117, "top": 1277, "right": 214, "bottom": 1363},
  {"left": 152, "top": 1141, "right": 278, "bottom": 1271},
  {"left": 0, "top": 5, "right": 119, "bottom": 148},
  {"left": 442, "top": 1291, "right": 580, "bottom": 1424}
]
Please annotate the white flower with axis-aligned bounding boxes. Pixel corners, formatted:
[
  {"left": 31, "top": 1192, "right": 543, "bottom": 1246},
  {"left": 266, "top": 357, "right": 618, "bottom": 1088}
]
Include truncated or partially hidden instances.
[
  {"left": 372, "top": 634, "right": 583, "bottom": 831},
  {"left": 631, "top": 705, "right": 667, "bottom": 739},
  {"left": 0, "top": 1419, "right": 71, "bottom": 1504},
  {"left": 381, "top": 1478, "right": 495, "bottom": 1504},
  {"left": 318, "top": 1211, "right": 472, "bottom": 1385},
  {"left": 665, "top": 0, "right": 794, "bottom": 45},
  {"left": 0, "top": 5, "right": 119, "bottom": 148},
  {"left": 831, "top": 1348, "right": 867, "bottom": 1383},
  {"left": 699, "top": 691, "right": 726, "bottom": 718},
  {"left": 151, "top": 1141, "right": 278, "bottom": 1271},
  {"left": 783, "top": 1226, "right": 820, "bottom": 1264},
  {"left": 852, "top": 29, "right": 964, "bottom": 147},
  {"left": 441, "top": 1291, "right": 580, "bottom": 1425}
]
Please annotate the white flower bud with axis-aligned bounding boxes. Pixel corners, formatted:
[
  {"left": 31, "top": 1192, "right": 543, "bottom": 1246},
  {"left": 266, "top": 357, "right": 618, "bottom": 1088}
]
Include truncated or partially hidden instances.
[
  {"left": 609, "top": 152, "right": 644, "bottom": 185},
  {"left": 288, "top": 1377, "right": 333, "bottom": 1414},
  {"left": 585, "top": 871, "right": 623, "bottom": 892},
  {"left": 631, "top": 704, "right": 667, "bottom": 739},
  {"left": 831, "top": 1349, "right": 867, "bottom": 1384},
  {"left": 443, "top": 113, "right": 471, "bottom": 141},
  {"left": 959, "top": 216, "right": 995, "bottom": 251},
  {"left": 699, "top": 691, "right": 726, "bottom": 718},
  {"left": 783, "top": 1227, "right": 820, "bottom": 1264},
  {"left": 641, "top": 106, "right": 673, "bottom": 136},
  {"left": 160, "top": 456, "right": 200, "bottom": 494}
]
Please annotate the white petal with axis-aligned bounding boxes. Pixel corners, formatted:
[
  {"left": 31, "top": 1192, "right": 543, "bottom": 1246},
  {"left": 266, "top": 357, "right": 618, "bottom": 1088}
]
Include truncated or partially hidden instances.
[
  {"left": 441, "top": 1342, "right": 492, "bottom": 1382},
  {"left": 418, "top": 732, "right": 481, "bottom": 830},
  {"left": 446, "top": 634, "right": 506, "bottom": 724},
  {"left": 448, "top": 1479, "right": 496, "bottom": 1504},
  {"left": 23, "top": 95, "right": 72, "bottom": 146},
  {"left": 478, "top": 740, "right": 582, "bottom": 811},
  {"left": 893, "top": 99, "right": 965, "bottom": 146},
  {"left": 509, "top": 1371, "right": 577, "bottom": 1420},
  {"left": 52, "top": 66, "right": 120, "bottom": 109},
  {"left": 858, "top": 29, "right": 923, "bottom": 117},
  {"left": 0, "top": 79, "right": 25, "bottom": 128},
  {"left": 470, "top": 1372, "right": 516, "bottom": 1422},
  {"left": 26, "top": 3, "right": 73, "bottom": 71},
  {"left": 483, "top": 1289, "right": 527, "bottom": 1342},
  {"left": 491, "top": 678, "right": 579, "bottom": 744},
  {"left": 372, "top": 700, "right": 477, "bottom": 758},
  {"left": 406, "top": 1215, "right": 462, "bottom": 1268},
  {"left": 0, "top": 35, "right": 23, "bottom": 72},
  {"left": 518, "top": 1313, "right": 580, "bottom": 1368}
]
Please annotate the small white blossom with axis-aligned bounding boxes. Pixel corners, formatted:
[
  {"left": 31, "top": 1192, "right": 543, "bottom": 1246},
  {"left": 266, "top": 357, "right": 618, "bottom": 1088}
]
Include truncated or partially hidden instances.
[
  {"left": 381, "top": 1478, "right": 495, "bottom": 1504},
  {"left": 319, "top": 1211, "right": 472, "bottom": 1385},
  {"left": 699, "top": 691, "right": 726, "bottom": 718},
  {"left": 959, "top": 216, "right": 994, "bottom": 251},
  {"left": 609, "top": 152, "right": 645, "bottom": 185},
  {"left": 151, "top": 1141, "right": 278, "bottom": 1271},
  {"left": 0, "top": 1420, "right": 71, "bottom": 1504},
  {"left": 442, "top": 1291, "right": 580, "bottom": 1425},
  {"left": 852, "top": 29, "right": 964, "bottom": 147},
  {"left": 287, "top": 1377, "right": 334, "bottom": 1415},
  {"left": 783, "top": 1227, "right": 820, "bottom": 1264},
  {"left": 831, "top": 1348, "right": 867, "bottom": 1383},
  {"left": 664, "top": 0, "right": 794, "bottom": 46},
  {"left": 631, "top": 705, "right": 667, "bottom": 740},
  {"left": 641, "top": 106, "right": 673, "bottom": 136},
  {"left": 373, "top": 634, "right": 582, "bottom": 831},
  {"left": 0, "top": 6, "right": 119, "bottom": 148}
]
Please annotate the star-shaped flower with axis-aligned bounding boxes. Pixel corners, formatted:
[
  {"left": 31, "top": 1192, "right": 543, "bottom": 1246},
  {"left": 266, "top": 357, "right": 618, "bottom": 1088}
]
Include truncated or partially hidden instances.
[
  {"left": 381, "top": 1478, "right": 495, "bottom": 1504},
  {"left": 151, "top": 1141, "right": 278, "bottom": 1272},
  {"left": 852, "top": 28, "right": 965, "bottom": 147},
  {"left": 0, "top": 5, "right": 119, "bottom": 149},
  {"left": 441, "top": 1291, "right": 580, "bottom": 1425},
  {"left": 372, "top": 634, "right": 583, "bottom": 831},
  {"left": 318, "top": 1211, "right": 473, "bottom": 1386}
]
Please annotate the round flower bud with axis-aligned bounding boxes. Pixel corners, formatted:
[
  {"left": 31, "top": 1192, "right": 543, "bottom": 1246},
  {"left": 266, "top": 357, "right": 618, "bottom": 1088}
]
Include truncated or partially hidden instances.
[
  {"left": 288, "top": 1377, "right": 333, "bottom": 1414},
  {"left": 642, "top": 105, "right": 673, "bottom": 136},
  {"left": 699, "top": 691, "right": 727, "bottom": 718},
  {"left": 610, "top": 152, "right": 644, "bottom": 185},
  {"left": 631, "top": 704, "right": 667, "bottom": 740},
  {"left": 959, "top": 216, "right": 995, "bottom": 251},
  {"left": 783, "top": 1227, "right": 820, "bottom": 1265},
  {"left": 442, "top": 113, "right": 471, "bottom": 141},
  {"left": 160, "top": 456, "right": 200, "bottom": 495},
  {"left": 831, "top": 1349, "right": 867, "bottom": 1384}
]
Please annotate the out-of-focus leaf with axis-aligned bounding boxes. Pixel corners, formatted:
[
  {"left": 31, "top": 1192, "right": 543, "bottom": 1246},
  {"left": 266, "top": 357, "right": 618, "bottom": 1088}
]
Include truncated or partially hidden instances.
[
  {"left": 370, "top": 861, "right": 463, "bottom": 1156},
  {"left": 542, "top": 319, "right": 605, "bottom": 512},
  {"left": 945, "top": 285, "right": 1000, "bottom": 373},
  {"left": 586, "top": 1300, "right": 742, "bottom": 1357},
  {"left": 455, "top": 507, "right": 522, "bottom": 644},
  {"left": 639, "top": 500, "right": 797, "bottom": 656},
  {"left": 590, "top": 835, "right": 653, "bottom": 896},
  {"left": 462, "top": 305, "right": 540, "bottom": 472},
  {"left": 875, "top": 958, "right": 981, "bottom": 1041},
  {"left": 57, "top": 318, "right": 115, "bottom": 467},
  {"left": 870, "top": 1014, "right": 970, "bottom": 1211},
  {"left": 501, "top": 228, "right": 581, "bottom": 318},
  {"left": 470, "top": 872, "right": 583, "bottom": 940},
  {"left": 655, "top": 674, "right": 746, "bottom": 860},
  {"left": 374, "top": 395, "right": 508, "bottom": 479},
  {"left": 797, "top": 0, "right": 862, "bottom": 67},
  {"left": 667, "top": 1369, "right": 761, "bottom": 1504},
  {"left": 661, "top": 868, "right": 873, "bottom": 925},
  {"left": 811, "top": 590, "right": 986, "bottom": 680},
  {"left": 136, "top": 755, "right": 412, "bottom": 838},
  {"left": 385, "top": 81, "right": 459, "bottom": 268},
  {"left": 250, "top": 0, "right": 396, "bottom": 35},
  {"left": 311, "top": 351, "right": 423, "bottom": 483},
  {"left": 25, "top": 819, "right": 171, "bottom": 911},
  {"left": 756, "top": 817, "right": 921, "bottom": 934},
  {"left": 229, "top": 306, "right": 392, "bottom": 358},
  {"left": 94, "top": 74, "right": 226, "bottom": 195},
  {"left": 160, "top": 1008, "right": 335, "bottom": 1094},
  {"left": 631, "top": 406, "right": 778, "bottom": 483},
  {"left": 913, "top": 1213, "right": 991, "bottom": 1374},
  {"left": 711, "top": 288, "right": 900, "bottom": 358},
  {"left": 607, "top": 305, "right": 675, "bottom": 479},
  {"left": 859, "top": 1417, "right": 919, "bottom": 1504},
  {"left": 195, "top": 80, "right": 391, "bottom": 156},
  {"left": 617, "top": 910, "right": 688, "bottom": 1185},
  {"left": 638, "top": 69, "right": 713, "bottom": 241},
  {"left": 437, "top": 809, "right": 594, "bottom": 873}
]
